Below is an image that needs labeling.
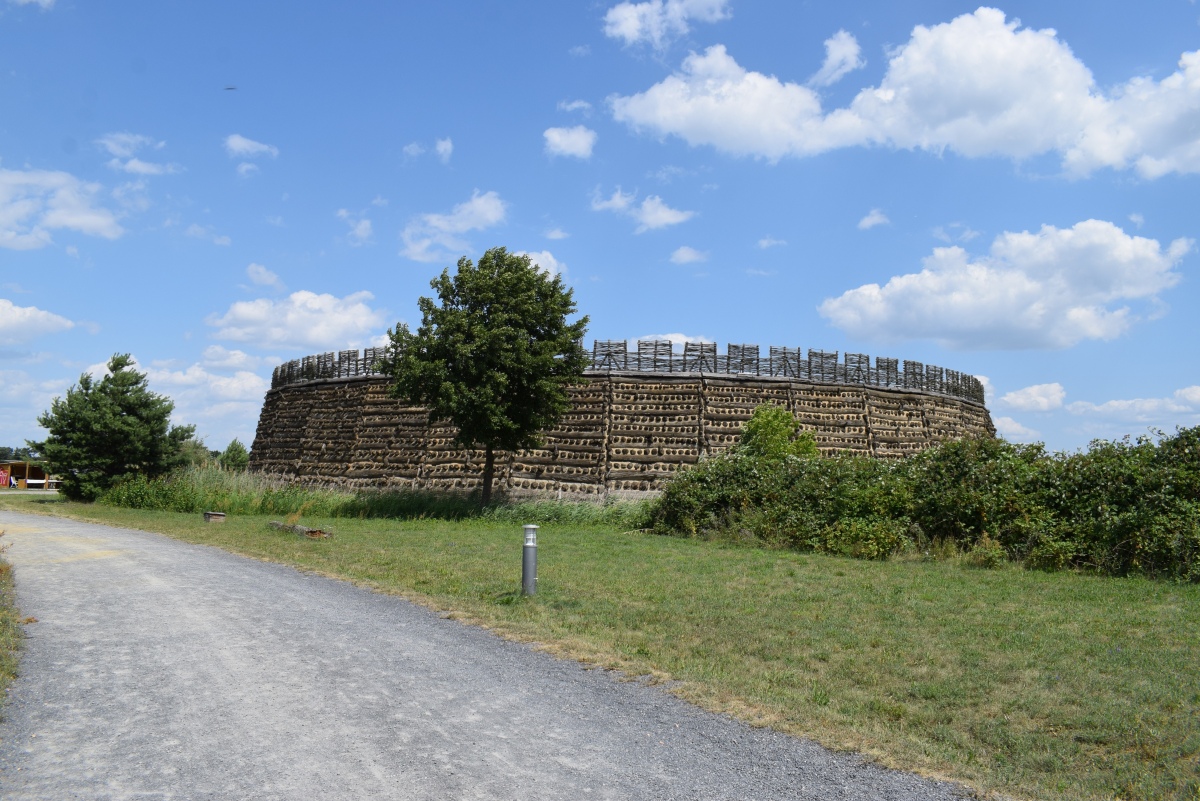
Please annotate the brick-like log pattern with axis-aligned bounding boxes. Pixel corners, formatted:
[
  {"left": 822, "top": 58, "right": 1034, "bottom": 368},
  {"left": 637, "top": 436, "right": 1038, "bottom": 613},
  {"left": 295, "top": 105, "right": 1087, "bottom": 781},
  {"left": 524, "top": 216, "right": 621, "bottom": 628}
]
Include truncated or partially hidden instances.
[{"left": 250, "top": 370, "right": 995, "bottom": 497}]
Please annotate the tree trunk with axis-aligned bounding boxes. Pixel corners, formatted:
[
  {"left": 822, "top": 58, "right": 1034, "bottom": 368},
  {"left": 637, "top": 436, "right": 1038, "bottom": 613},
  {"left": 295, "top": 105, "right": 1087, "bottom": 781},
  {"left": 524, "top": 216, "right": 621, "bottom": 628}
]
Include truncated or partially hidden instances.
[{"left": 481, "top": 445, "right": 495, "bottom": 506}]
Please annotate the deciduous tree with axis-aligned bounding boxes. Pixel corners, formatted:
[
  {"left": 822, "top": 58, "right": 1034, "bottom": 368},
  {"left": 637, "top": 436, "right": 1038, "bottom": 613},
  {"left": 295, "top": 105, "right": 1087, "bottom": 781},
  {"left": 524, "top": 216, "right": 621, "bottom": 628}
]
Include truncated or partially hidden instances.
[{"left": 384, "top": 247, "right": 589, "bottom": 504}]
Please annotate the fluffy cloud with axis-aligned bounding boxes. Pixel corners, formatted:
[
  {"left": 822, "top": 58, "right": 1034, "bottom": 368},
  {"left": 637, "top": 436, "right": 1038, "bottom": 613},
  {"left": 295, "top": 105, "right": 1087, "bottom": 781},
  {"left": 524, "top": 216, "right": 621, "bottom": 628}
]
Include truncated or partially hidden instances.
[
  {"left": 96, "top": 132, "right": 178, "bottom": 175},
  {"left": 148, "top": 363, "right": 269, "bottom": 404},
  {"left": 400, "top": 190, "right": 507, "bottom": 263},
  {"left": 993, "top": 416, "right": 1040, "bottom": 442},
  {"left": 0, "top": 298, "right": 74, "bottom": 345},
  {"left": 201, "top": 345, "right": 279, "bottom": 371},
  {"left": 819, "top": 219, "right": 1191, "bottom": 349},
  {"left": 592, "top": 187, "right": 694, "bottom": 233},
  {"left": 0, "top": 167, "right": 123, "bottom": 249},
  {"left": 97, "top": 132, "right": 157, "bottom": 158},
  {"left": 224, "top": 134, "right": 279, "bottom": 159},
  {"left": 246, "top": 263, "right": 283, "bottom": 290},
  {"left": 336, "top": 209, "right": 373, "bottom": 246},
  {"left": 636, "top": 332, "right": 713, "bottom": 347},
  {"left": 558, "top": 99, "right": 592, "bottom": 113},
  {"left": 1067, "top": 386, "right": 1200, "bottom": 423},
  {"left": 603, "top": 0, "right": 730, "bottom": 48},
  {"left": 611, "top": 8, "right": 1200, "bottom": 177},
  {"left": 670, "top": 245, "right": 707, "bottom": 263},
  {"left": 143, "top": 362, "right": 272, "bottom": 441},
  {"left": 1000, "top": 382, "right": 1065, "bottom": 411},
  {"left": 545, "top": 228, "right": 569, "bottom": 240},
  {"left": 858, "top": 209, "right": 889, "bottom": 230},
  {"left": 612, "top": 45, "right": 832, "bottom": 161},
  {"left": 544, "top": 126, "right": 598, "bottom": 159},
  {"left": 207, "top": 290, "right": 387, "bottom": 350},
  {"left": 515, "top": 250, "right": 564, "bottom": 277},
  {"left": 435, "top": 138, "right": 454, "bottom": 163},
  {"left": 758, "top": 236, "right": 786, "bottom": 249},
  {"left": 809, "top": 30, "right": 864, "bottom": 87}
]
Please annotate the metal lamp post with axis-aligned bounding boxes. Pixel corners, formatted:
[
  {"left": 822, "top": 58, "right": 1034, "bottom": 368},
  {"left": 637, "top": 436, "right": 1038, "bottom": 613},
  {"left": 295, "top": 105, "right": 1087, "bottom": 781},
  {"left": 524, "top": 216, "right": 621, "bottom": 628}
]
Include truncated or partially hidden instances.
[{"left": 522, "top": 524, "right": 538, "bottom": 596}]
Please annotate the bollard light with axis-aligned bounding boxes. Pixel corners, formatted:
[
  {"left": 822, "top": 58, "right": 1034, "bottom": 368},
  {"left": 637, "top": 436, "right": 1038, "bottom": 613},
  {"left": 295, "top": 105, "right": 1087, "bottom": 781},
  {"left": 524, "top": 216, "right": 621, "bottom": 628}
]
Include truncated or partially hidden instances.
[{"left": 522, "top": 524, "right": 538, "bottom": 596}]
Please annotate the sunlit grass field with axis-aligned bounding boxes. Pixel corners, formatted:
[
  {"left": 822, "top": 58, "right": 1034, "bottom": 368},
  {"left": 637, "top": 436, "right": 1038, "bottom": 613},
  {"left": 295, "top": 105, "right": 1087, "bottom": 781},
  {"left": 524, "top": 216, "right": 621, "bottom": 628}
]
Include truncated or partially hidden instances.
[{"left": 3, "top": 492, "right": 1198, "bottom": 801}]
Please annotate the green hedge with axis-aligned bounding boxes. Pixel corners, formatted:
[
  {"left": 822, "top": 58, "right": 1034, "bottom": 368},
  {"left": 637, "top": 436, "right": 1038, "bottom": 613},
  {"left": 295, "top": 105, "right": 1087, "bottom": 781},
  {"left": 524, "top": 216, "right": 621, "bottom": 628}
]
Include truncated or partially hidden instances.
[{"left": 648, "top": 407, "right": 1200, "bottom": 581}]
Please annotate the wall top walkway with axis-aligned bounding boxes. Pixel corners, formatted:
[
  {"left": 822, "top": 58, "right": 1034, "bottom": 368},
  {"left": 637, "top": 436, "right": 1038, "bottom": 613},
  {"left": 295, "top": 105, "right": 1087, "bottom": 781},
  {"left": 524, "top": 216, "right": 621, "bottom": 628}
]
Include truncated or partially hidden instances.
[{"left": 270, "top": 340, "right": 987, "bottom": 406}]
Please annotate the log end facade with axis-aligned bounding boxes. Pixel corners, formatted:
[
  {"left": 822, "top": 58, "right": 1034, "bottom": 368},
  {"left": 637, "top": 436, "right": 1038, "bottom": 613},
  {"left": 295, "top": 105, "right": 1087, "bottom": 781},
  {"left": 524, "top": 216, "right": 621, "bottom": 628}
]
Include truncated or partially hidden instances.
[{"left": 249, "top": 369, "right": 995, "bottom": 498}]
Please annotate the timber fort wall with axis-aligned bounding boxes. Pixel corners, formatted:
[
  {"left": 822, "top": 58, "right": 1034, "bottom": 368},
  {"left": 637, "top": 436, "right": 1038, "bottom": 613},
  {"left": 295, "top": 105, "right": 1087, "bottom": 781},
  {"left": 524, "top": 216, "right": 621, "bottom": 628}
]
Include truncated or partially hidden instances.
[{"left": 249, "top": 341, "right": 995, "bottom": 497}]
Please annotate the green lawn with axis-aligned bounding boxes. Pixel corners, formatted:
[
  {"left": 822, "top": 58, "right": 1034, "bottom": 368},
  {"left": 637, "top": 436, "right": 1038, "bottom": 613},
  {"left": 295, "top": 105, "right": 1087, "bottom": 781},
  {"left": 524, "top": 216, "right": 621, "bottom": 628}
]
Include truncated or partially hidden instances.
[{"left": 3, "top": 492, "right": 1198, "bottom": 801}]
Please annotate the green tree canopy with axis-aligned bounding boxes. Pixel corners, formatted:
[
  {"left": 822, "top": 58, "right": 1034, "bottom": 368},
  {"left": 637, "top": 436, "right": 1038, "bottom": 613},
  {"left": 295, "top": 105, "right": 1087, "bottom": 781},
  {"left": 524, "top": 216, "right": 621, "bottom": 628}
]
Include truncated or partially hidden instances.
[
  {"left": 31, "top": 354, "right": 195, "bottom": 501},
  {"left": 736, "top": 404, "right": 820, "bottom": 461},
  {"left": 384, "top": 247, "right": 589, "bottom": 504},
  {"left": 0, "top": 446, "right": 34, "bottom": 461},
  {"left": 219, "top": 438, "right": 250, "bottom": 472}
]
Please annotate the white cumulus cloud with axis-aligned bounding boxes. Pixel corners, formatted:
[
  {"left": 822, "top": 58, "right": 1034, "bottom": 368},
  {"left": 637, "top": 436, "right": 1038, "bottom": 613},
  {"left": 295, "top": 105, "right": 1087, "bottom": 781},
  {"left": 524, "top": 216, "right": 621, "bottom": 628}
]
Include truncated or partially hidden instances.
[
  {"left": 400, "top": 190, "right": 507, "bottom": 263},
  {"left": 207, "top": 290, "right": 387, "bottom": 351},
  {"left": 758, "top": 236, "right": 786, "bottom": 249},
  {"left": 0, "top": 167, "right": 123, "bottom": 249},
  {"left": 611, "top": 8, "right": 1200, "bottom": 177},
  {"left": 592, "top": 187, "right": 694, "bottom": 233},
  {"left": 224, "top": 134, "right": 279, "bottom": 159},
  {"left": 1000, "top": 382, "right": 1066, "bottom": 411},
  {"left": 636, "top": 332, "right": 713, "bottom": 347},
  {"left": 819, "top": 219, "right": 1191, "bottom": 350},
  {"left": 515, "top": 250, "right": 565, "bottom": 277},
  {"left": 544, "top": 126, "right": 598, "bottom": 159},
  {"left": 201, "top": 345, "right": 279, "bottom": 371},
  {"left": 809, "top": 30, "right": 864, "bottom": 87},
  {"left": 670, "top": 245, "right": 707, "bottom": 263},
  {"left": 858, "top": 209, "right": 889, "bottom": 230},
  {"left": 993, "top": 416, "right": 1040, "bottom": 442},
  {"left": 603, "top": 0, "right": 730, "bottom": 48},
  {"left": 0, "top": 298, "right": 74, "bottom": 345},
  {"left": 1066, "top": 386, "right": 1200, "bottom": 428},
  {"left": 436, "top": 138, "right": 454, "bottom": 163}
]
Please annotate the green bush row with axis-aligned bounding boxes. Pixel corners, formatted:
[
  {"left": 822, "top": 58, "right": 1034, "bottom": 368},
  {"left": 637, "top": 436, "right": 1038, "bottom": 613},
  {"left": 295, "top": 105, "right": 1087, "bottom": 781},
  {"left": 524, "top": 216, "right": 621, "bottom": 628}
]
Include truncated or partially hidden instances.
[
  {"left": 647, "top": 407, "right": 1200, "bottom": 580},
  {"left": 98, "top": 466, "right": 650, "bottom": 529}
]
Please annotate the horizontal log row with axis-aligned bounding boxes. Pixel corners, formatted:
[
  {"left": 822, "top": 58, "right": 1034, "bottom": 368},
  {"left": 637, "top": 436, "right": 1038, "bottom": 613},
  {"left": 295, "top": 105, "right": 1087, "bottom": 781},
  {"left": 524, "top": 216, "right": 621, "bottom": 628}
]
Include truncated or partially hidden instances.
[{"left": 249, "top": 373, "right": 995, "bottom": 496}]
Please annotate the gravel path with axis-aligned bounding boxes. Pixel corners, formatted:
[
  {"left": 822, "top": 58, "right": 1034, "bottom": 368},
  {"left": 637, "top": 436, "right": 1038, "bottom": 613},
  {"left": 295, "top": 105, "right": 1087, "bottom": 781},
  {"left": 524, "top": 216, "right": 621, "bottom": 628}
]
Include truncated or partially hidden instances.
[{"left": 0, "top": 511, "right": 973, "bottom": 800}]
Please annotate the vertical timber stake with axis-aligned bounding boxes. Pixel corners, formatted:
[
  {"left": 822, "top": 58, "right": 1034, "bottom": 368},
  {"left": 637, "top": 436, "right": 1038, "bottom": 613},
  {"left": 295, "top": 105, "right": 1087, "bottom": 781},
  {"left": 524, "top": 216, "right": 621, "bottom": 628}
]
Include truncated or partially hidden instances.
[{"left": 522, "top": 525, "right": 538, "bottom": 596}]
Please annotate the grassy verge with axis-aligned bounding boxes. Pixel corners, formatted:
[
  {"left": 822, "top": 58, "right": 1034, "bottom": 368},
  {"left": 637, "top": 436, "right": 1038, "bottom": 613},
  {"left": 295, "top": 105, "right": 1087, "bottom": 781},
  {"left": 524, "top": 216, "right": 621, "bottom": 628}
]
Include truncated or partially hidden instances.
[
  {"left": 0, "top": 535, "right": 21, "bottom": 705},
  {"left": 2, "top": 493, "right": 1198, "bottom": 801}
]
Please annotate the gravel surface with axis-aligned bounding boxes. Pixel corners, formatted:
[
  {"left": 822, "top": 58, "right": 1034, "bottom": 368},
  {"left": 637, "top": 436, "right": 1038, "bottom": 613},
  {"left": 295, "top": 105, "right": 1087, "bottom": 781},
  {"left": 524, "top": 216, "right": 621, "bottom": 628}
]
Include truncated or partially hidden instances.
[{"left": 0, "top": 511, "right": 974, "bottom": 800}]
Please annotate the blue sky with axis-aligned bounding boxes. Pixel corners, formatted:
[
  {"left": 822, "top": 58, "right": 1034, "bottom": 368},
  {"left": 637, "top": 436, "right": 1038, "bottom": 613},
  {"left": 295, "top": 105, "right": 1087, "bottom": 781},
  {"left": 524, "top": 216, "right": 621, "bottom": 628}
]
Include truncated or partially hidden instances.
[{"left": 2, "top": 0, "right": 1199, "bottom": 453}]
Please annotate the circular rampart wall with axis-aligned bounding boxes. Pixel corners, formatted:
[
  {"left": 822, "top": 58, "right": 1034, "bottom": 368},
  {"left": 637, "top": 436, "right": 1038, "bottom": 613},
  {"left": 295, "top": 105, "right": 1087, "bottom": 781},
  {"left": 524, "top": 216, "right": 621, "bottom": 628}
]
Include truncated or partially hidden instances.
[{"left": 249, "top": 341, "right": 995, "bottom": 497}]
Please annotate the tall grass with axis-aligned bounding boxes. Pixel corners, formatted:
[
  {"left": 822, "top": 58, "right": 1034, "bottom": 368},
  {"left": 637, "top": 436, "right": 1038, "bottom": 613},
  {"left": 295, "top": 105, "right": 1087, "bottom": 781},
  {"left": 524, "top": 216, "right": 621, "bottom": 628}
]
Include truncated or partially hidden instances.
[
  {"left": 0, "top": 547, "right": 20, "bottom": 699},
  {"left": 98, "top": 466, "right": 650, "bottom": 529}
]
